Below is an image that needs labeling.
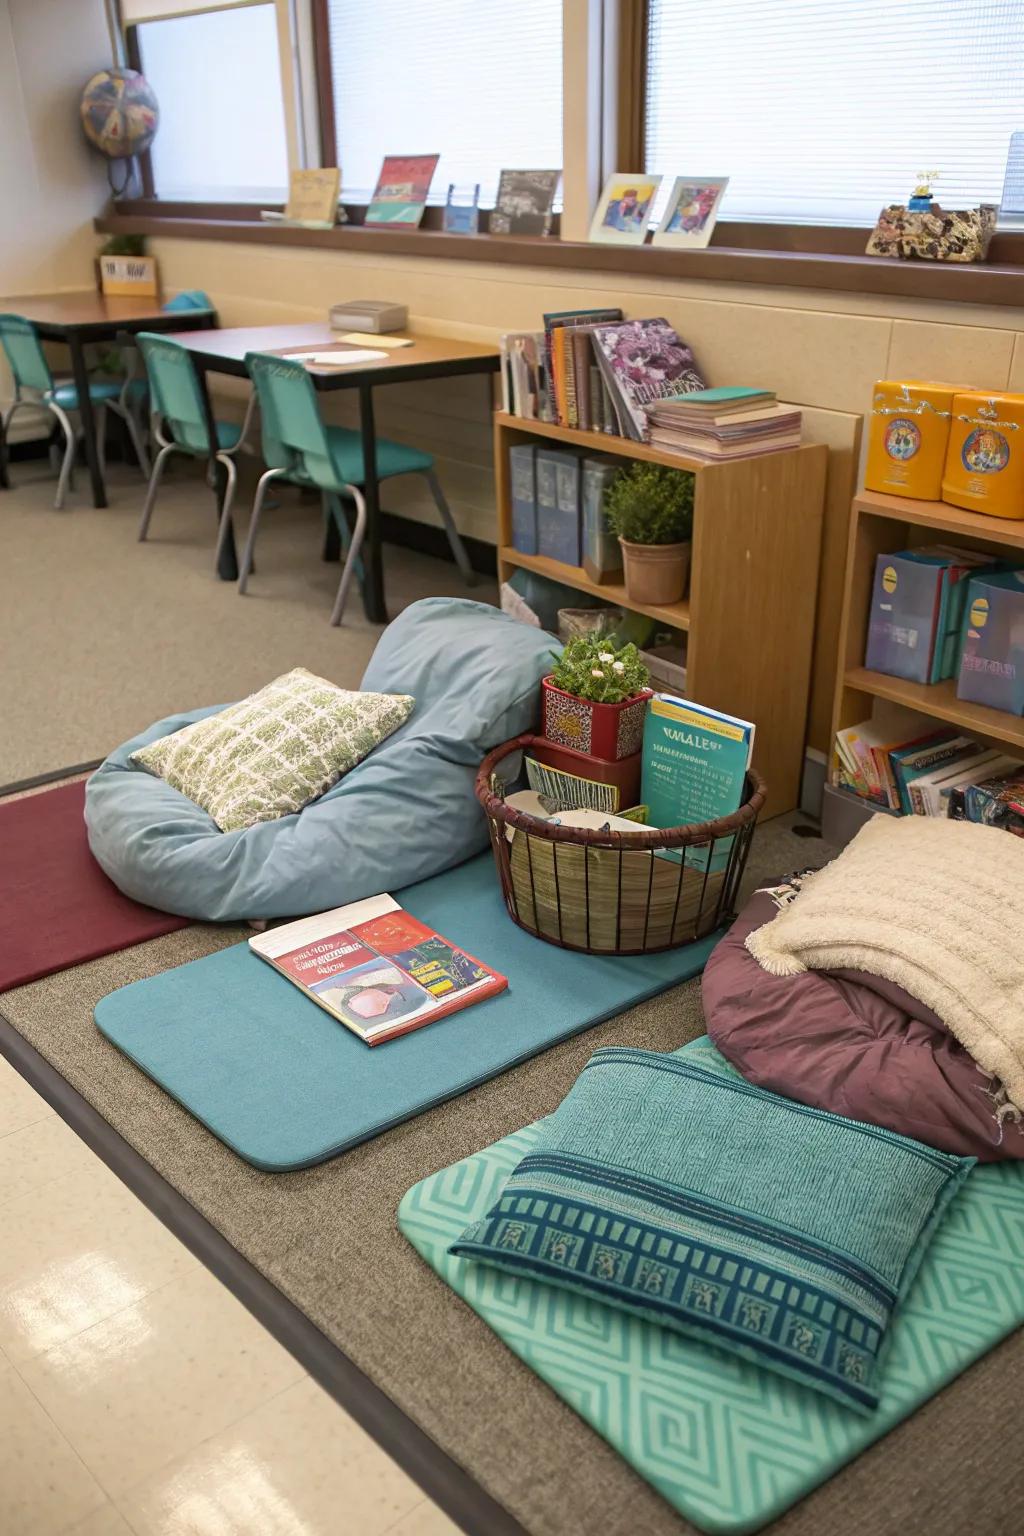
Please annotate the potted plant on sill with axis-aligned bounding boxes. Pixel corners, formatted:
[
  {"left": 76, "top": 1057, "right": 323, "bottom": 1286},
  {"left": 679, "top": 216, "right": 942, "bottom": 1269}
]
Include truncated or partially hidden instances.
[
  {"left": 604, "top": 462, "right": 695, "bottom": 606},
  {"left": 541, "top": 634, "right": 653, "bottom": 763}
]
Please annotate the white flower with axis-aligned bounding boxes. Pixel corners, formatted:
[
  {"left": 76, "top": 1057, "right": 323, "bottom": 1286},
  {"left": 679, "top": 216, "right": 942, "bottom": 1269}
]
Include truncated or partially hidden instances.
[
  {"left": 591, "top": 667, "right": 604, "bottom": 678},
  {"left": 598, "top": 651, "right": 614, "bottom": 663},
  {"left": 612, "top": 660, "right": 625, "bottom": 673}
]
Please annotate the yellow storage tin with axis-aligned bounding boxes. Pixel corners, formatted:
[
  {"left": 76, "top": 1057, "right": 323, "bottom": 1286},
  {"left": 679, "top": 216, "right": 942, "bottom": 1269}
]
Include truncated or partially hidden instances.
[
  {"left": 865, "top": 379, "right": 959, "bottom": 500},
  {"left": 942, "top": 392, "right": 1024, "bottom": 520}
]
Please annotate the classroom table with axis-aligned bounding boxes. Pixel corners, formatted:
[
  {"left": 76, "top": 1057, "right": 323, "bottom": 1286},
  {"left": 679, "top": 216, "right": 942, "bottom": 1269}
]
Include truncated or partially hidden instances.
[
  {"left": 171, "top": 324, "right": 500, "bottom": 622},
  {"left": 0, "top": 293, "right": 217, "bottom": 508}
]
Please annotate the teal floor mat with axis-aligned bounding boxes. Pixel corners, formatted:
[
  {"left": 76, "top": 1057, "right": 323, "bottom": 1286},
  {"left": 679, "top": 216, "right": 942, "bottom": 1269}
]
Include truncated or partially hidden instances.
[
  {"left": 399, "top": 1037, "right": 1024, "bottom": 1535},
  {"left": 95, "top": 854, "right": 719, "bottom": 1171}
]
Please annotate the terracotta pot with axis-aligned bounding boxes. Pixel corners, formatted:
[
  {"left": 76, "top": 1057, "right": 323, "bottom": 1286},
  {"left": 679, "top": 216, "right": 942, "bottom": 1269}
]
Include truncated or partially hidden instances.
[
  {"left": 619, "top": 538, "right": 691, "bottom": 606},
  {"left": 541, "top": 676, "right": 653, "bottom": 761}
]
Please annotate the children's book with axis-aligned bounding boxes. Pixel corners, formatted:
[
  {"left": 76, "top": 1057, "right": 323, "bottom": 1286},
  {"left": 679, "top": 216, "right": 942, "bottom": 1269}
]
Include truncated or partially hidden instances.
[
  {"left": 249, "top": 898, "right": 506, "bottom": 1046},
  {"left": 641, "top": 695, "right": 755, "bottom": 870},
  {"left": 365, "top": 154, "right": 439, "bottom": 226},
  {"left": 591, "top": 319, "right": 705, "bottom": 441}
]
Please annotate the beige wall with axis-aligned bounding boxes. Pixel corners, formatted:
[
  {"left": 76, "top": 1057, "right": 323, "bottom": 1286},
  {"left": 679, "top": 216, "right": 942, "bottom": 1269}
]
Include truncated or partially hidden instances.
[
  {"left": 0, "top": 0, "right": 110, "bottom": 434},
  {"left": 148, "top": 233, "right": 1024, "bottom": 750}
]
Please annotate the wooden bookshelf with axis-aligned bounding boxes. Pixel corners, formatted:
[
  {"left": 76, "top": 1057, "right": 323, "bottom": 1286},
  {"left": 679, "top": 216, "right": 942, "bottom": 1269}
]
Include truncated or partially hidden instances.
[
  {"left": 832, "top": 489, "right": 1024, "bottom": 760},
  {"left": 494, "top": 413, "right": 829, "bottom": 818}
]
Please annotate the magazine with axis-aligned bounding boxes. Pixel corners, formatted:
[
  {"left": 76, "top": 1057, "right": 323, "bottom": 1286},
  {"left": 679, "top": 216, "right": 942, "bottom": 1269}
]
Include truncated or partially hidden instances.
[
  {"left": 591, "top": 319, "right": 705, "bottom": 441},
  {"left": 249, "top": 896, "right": 507, "bottom": 1045}
]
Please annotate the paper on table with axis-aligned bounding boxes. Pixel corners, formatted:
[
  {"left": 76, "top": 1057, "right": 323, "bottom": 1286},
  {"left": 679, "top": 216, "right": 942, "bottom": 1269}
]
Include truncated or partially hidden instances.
[
  {"left": 334, "top": 332, "right": 414, "bottom": 348},
  {"left": 286, "top": 349, "right": 389, "bottom": 367}
]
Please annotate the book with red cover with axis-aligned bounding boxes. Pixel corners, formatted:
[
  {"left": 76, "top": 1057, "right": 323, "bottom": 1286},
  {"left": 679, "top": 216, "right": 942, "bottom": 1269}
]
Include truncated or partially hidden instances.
[{"left": 248, "top": 895, "right": 506, "bottom": 1045}]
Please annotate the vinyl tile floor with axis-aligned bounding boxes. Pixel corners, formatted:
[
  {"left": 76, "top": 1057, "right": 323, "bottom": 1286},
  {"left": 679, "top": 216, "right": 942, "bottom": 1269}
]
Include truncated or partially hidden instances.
[{"left": 0, "top": 1052, "right": 462, "bottom": 1536}]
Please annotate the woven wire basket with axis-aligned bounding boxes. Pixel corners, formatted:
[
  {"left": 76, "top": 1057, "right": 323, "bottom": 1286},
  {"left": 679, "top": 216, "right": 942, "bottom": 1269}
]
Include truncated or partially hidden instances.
[{"left": 475, "top": 734, "right": 766, "bottom": 955}]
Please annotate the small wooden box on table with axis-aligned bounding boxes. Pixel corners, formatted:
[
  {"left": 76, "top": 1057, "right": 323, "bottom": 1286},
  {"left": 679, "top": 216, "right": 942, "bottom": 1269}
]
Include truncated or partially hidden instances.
[
  {"left": 832, "top": 488, "right": 1024, "bottom": 761},
  {"left": 493, "top": 412, "right": 829, "bottom": 819}
]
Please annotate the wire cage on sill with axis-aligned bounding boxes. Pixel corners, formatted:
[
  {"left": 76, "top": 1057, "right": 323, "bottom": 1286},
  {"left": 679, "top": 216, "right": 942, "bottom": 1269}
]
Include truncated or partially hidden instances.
[{"left": 475, "top": 734, "right": 767, "bottom": 956}]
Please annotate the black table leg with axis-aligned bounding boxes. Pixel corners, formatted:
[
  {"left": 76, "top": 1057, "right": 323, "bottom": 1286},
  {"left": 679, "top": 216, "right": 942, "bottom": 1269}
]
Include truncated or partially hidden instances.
[
  {"left": 357, "top": 382, "right": 387, "bottom": 623},
  {"left": 69, "top": 333, "right": 106, "bottom": 507}
]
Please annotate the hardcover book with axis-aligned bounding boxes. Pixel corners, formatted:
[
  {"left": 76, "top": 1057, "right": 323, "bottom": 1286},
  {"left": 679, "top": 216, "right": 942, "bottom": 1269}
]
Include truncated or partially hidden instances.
[
  {"left": 249, "top": 896, "right": 506, "bottom": 1046},
  {"left": 535, "top": 449, "right": 582, "bottom": 565},
  {"left": 591, "top": 319, "right": 705, "bottom": 441},
  {"left": 509, "top": 444, "right": 538, "bottom": 555},
  {"left": 366, "top": 154, "right": 439, "bottom": 226},
  {"left": 490, "top": 170, "right": 560, "bottom": 236},
  {"left": 641, "top": 695, "right": 755, "bottom": 870}
]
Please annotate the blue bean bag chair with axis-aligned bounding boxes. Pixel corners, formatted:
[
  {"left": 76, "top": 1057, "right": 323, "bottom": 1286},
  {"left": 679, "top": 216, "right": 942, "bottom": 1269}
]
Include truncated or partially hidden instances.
[{"left": 85, "top": 598, "right": 557, "bottom": 921}]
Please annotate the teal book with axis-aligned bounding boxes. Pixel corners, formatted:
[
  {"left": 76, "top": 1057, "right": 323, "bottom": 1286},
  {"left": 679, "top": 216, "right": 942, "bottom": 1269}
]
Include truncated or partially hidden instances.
[{"left": 641, "top": 695, "right": 755, "bottom": 871}]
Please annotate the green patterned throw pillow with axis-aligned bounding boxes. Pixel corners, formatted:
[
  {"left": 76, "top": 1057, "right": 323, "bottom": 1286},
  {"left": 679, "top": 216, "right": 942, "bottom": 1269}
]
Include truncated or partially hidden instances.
[{"left": 130, "top": 668, "right": 414, "bottom": 832}]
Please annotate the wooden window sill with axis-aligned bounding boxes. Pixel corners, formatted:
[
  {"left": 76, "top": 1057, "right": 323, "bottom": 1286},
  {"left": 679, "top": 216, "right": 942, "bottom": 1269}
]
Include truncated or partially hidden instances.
[{"left": 94, "top": 210, "right": 1024, "bottom": 306}]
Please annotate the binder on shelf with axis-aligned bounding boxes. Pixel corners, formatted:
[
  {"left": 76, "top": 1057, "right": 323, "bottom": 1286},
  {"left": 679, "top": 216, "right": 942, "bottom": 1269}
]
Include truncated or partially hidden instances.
[
  {"left": 536, "top": 448, "right": 582, "bottom": 566},
  {"left": 508, "top": 444, "right": 538, "bottom": 556}
]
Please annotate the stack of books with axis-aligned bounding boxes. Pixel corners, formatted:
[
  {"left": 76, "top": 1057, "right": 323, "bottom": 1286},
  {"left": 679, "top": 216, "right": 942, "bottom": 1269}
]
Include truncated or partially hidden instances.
[
  {"left": 644, "top": 388, "right": 802, "bottom": 460},
  {"left": 833, "top": 716, "right": 1023, "bottom": 827}
]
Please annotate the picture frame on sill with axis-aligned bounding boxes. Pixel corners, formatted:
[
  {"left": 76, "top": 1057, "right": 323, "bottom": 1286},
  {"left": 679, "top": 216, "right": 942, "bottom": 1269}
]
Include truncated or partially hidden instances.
[
  {"left": 588, "top": 173, "right": 662, "bottom": 245},
  {"left": 652, "top": 177, "right": 729, "bottom": 249}
]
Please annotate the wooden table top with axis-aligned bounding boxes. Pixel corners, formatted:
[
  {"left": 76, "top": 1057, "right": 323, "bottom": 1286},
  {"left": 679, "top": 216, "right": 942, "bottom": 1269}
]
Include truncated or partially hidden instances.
[
  {"left": 169, "top": 323, "right": 500, "bottom": 383},
  {"left": 0, "top": 292, "right": 212, "bottom": 331}
]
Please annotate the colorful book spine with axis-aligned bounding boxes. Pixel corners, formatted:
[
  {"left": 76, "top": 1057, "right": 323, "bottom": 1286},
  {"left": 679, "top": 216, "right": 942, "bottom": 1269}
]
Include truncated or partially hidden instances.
[{"left": 508, "top": 444, "right": 537, "bottom": 556}]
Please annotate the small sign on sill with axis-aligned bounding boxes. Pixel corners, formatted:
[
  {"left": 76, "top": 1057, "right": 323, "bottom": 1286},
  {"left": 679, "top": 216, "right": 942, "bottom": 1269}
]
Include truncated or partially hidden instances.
[{"left": 100, "top": 254, "right": 159, "bottom": 297}]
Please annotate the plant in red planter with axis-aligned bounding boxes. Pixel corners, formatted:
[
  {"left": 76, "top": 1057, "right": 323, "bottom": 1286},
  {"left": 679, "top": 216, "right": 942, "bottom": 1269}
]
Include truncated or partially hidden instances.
[{"left": 542, "top": 636, "right": 653, "bottom": 762}]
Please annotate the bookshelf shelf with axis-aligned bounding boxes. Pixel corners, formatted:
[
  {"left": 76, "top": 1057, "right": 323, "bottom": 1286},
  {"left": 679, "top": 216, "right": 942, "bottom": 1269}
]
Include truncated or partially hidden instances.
[
  {"left": 494, "top": 414, "right": 829, "bottom": 818},
  {"left": 832, "top": 491, "right": 1024, "bottom": 772},
  {"left": 500, "top": 547, "right": 691, "bottom": 629}
]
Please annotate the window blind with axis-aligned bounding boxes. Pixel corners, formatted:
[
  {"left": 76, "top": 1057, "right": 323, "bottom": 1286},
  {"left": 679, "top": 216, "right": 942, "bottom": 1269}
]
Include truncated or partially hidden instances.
[
  {"left": 645, "top": 0, "right": 1024, "bottom": 226},
  {"left": 323, "top": 0, "right": 563, "bottom": 205},
  {"left": 135, "top": 2, "right": 288, "bottom": 200}
]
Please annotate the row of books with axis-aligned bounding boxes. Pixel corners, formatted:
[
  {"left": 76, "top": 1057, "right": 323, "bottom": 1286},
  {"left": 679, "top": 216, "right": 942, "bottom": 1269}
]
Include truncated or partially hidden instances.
[
  {"left": 833, "top": 719, "right": 1024, "bottom": 831},
  {"left": 500, "top": 310, "right": 705, "bottom": 442},
  {"left": 646, "top": 389, "right": 802, "bottom": 462},
  {"left": 865, "top": 547, "right": 1024, "bottom": 715},
  {"left": 509, "top": 443, "right": 622, "bottom": 578}
]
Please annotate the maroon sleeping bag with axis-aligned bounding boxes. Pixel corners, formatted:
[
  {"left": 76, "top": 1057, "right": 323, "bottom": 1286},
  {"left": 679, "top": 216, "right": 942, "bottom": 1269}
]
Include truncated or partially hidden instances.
[{"left": 703, "top": 886, "right": 1024, "bottom": 1162}]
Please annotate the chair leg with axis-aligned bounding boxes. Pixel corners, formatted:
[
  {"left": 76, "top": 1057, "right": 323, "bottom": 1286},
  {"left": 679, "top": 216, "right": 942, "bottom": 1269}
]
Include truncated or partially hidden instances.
[
  {"left": 51, "top": 403, "right": 78, "bottom": 511},
  {"left": 329, "top": 486, "right": 368, "bottom": 626},
  {"left": 212, "top": 453, "right": 238, "bottom": 575},
  {"left": 137, "top": 442, "right": 175, "bottom": 541},
  {"left": 237, "top": 467, "right": 283, "bottom": 594},
  {"left": 422, "top": 468, "right": 476, "bottom": 587},
  {"left": 113, "top": 400, "right": 151, "bottom": 478},
  {"left": 95, "top": 404, "right": 108, "bottom": 487}
]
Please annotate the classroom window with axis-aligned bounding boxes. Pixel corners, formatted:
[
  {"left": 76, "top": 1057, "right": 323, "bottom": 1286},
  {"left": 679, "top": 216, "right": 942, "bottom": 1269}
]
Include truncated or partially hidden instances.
[
  {"left": 133, "top": 2, "right": 289, "bottom": 201},
  {"left": 319, "top": 0, "right": 563, "bottom": 205},
  {"left": 645, "top": 0, "right": 1024, "bottom": 227}
]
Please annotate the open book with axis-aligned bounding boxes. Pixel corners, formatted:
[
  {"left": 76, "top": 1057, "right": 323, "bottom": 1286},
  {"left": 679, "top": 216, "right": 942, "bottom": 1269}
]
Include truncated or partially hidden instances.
[{"left": 249, "top": 897, "right": 507, "bottom": 1046}]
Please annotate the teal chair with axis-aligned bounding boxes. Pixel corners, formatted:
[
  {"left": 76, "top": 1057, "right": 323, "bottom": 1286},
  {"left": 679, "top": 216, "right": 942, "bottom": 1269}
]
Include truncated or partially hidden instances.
[
  {"left": 135, "top": 332, "right": 254, "bottom": 559},
  {"left": 0, "top": 313, "right": 124, "bottom": 509},
  {"left": 115, "top": 291, "right": 217, "bottom": 477},
  {"left": 240, "top": 351, "right": 475, "bottom": 625}
]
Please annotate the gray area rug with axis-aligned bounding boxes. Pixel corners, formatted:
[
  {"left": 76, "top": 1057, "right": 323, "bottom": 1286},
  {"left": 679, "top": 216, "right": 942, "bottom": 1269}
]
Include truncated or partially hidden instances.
[{"left": 3, "top": 811, "right": 1021, "bottom": 1536}]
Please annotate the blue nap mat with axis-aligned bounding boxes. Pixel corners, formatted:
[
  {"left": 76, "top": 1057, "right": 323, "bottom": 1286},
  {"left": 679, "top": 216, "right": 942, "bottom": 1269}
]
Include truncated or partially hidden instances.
[{"left": 94, "top": 853, "right": 718, "bottom": 1171}]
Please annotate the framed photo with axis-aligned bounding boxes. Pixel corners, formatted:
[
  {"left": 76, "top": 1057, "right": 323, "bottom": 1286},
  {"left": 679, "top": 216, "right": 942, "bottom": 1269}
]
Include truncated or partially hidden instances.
[
  {"left": 491, "top": 169, "right": 561, "bottom": 236},
  {"left": 588, "top": 173, "right": 662, "bottom": 245},
  {"left": 652, "top": 177, "right": 729, "bottom": 249}
]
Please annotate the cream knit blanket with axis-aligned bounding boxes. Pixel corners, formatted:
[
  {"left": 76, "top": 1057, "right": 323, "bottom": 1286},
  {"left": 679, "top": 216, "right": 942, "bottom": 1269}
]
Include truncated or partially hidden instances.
[{"left": 746, "top": 815, "right": 1024, "bottom": 1109}]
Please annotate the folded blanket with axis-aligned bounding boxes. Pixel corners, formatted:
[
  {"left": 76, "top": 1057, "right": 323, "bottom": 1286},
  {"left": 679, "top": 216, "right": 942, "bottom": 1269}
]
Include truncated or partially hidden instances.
[{"left": 746, "top": 816, "right": 1024, "bottom": 1109}]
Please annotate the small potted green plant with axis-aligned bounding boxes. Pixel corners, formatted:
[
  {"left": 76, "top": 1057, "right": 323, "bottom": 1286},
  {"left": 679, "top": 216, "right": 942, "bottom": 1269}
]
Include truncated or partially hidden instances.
[
  {"left": 604, "top": 462, "right": 695, "bottom": 605},
  {"left": 541, "top": 635, "right": 652, "bottom": 761}
]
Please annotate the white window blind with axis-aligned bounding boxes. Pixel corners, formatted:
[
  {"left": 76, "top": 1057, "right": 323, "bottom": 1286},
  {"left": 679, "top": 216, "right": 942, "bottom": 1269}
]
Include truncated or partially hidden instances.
[
  {"left": 135, "top": 2, "right": 288, "bottom": 200},
  {"left": 323, "top": 0, "right": 563, "bottom": 205},
  {"left": 645, "top": 0, "right": 1024, "bottom": 227}
]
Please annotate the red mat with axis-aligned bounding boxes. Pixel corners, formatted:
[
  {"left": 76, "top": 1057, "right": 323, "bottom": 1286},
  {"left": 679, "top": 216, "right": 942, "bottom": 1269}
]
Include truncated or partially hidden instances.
[{"left": 0, "top": 780, "right": 189, "bottom": 992}]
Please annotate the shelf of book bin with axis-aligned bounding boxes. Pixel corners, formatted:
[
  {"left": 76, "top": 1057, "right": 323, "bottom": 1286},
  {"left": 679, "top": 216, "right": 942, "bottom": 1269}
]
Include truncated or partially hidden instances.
[
  {"left": 844, "top": 667, "right": 1024, "bottom": 752},
  {"left": 853, "top": 489, "right": 1024, "bottom": 551},
  {"left": 494, "top": 412, "right": 706, "bottom": 473},
  {"left": 500, "top": 547, "right": 691, "bottom": 629}
]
